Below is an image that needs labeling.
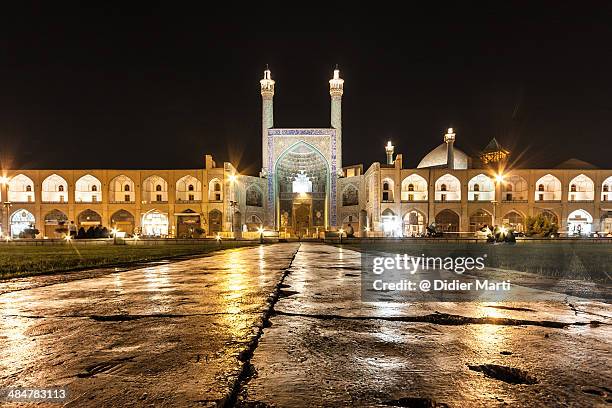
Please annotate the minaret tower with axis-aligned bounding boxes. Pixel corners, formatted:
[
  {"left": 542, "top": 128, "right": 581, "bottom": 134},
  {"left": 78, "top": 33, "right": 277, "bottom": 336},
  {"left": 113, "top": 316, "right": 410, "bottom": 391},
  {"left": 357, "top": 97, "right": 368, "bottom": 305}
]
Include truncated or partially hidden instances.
[
  {"left": 329, "top": 66, "right": 344, "bottom": 171},
  {"left": 444, "top": 127, "right": 456, "bottom": 170},
  {"left": 385, "top": 141, "right": 395, "bottom": 165},
  {"left": 261, "top": 66, "right": 275, "bottom": 174}
]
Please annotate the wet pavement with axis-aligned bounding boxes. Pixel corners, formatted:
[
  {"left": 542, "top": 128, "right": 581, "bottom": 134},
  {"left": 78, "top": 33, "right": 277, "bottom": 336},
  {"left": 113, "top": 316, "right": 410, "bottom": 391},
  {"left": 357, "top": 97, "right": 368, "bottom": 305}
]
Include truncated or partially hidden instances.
[
  {"left": 240, "top": 243, "right": 612, "bottom": 407},
  {"left": 0, "top": 244, "right": 299, "bottom": 407},
  {"left": 0, "top": 242, "right": 610, "bottom": 407}
]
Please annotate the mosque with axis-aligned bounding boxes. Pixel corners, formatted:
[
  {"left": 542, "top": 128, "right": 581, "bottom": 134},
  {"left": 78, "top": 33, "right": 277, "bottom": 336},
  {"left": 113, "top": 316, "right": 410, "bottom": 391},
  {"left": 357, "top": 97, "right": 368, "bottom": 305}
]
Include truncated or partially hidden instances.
[{"left": 1, "top": 68, "right": 611, "bottom": 239}]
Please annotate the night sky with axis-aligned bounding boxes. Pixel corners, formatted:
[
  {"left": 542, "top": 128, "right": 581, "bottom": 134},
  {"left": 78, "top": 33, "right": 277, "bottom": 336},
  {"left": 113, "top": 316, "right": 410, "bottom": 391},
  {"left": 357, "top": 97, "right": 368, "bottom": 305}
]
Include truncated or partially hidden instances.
[{"left": 1, "top": 3, "right": 611, "bottom": 174}]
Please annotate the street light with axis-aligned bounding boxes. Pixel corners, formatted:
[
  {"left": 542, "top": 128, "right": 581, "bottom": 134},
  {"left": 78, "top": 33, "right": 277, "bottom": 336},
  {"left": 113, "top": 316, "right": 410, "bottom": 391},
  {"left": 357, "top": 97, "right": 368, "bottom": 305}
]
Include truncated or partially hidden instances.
[
  {"left": 491, "top": 173, "right": 505, "bottom": 228},
  {"left": 257, "top": 226, "right": 264, "bottom": 244},
  {"left": 110, "top": 227, "right": 119, "bottom": 245}
]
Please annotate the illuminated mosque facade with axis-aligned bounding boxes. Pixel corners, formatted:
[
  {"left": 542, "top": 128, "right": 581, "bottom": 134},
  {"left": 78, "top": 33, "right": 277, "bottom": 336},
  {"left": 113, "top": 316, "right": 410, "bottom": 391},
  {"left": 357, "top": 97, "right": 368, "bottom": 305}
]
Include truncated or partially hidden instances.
[{"left": 1, "top": 68, "right": 611, "bottom": 238}]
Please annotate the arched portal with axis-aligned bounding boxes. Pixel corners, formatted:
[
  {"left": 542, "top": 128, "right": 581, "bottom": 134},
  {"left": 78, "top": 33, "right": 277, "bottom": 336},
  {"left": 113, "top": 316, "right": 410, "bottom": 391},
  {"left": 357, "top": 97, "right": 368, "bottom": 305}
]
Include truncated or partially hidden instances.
[
  {"left": 567, "top": 209, "right": 593, "bottom": 236},
  {"left": 381, "top": 208, "right": 401, "bottom": 237},
  {"left": 502, "top": 211, "right": 525, "bottom": 232},
  {"left": 539, "top": 210, "right": 559, "bottom": 225},
  {"left": 10, "top": 209, "right": 35, "bottom": 238},
  {"left": 176, "top": 209, "right": 201, "bottom": 238},
  {"left": 246, "top": 214, "right": 263, "bottom": 232},
  {"left": 44, "top": 209, "right": 68, "bottom": 238},
  {"left": 208, "top": 209, "right": 222, "bottom": 235},
  {"left": 77, "top": 209, "right": 102, "bottom": 229},
  {"left": 469, "top": 209, "right": 491, "bottom": 232},
  {"left": 141, "top": 210, "right": 169, "bottom": 237},
  {"left": 111, "top": 209, "right": 135, "bottom": 235},
  {"left": 275, "top": 142, "right": 329, "bottom": 236},
  {"left": 403, "top": 210, "right": 426, "bottom": 236},
  {"left": 435, "top": 209, "right": 460, "bottom": 233}
]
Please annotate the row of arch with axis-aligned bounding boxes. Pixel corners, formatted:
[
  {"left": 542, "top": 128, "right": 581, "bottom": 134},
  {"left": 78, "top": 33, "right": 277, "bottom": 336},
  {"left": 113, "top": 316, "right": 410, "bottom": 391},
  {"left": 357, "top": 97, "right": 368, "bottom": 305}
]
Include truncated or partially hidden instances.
[
  {"left": 7, "top": 207, "right": 268, "bottom": 238},
  {"left": 367, "top": 173, "right": 612, "bottom": 204},
  {"left": 7, "top": 208, "right": 230, "bottom": 238},
  {"left": 375, "top": 208, "right": 597, "bottom": 236},
  {"left": 3, "top": 174, "right": 232, "bottom": 204}
]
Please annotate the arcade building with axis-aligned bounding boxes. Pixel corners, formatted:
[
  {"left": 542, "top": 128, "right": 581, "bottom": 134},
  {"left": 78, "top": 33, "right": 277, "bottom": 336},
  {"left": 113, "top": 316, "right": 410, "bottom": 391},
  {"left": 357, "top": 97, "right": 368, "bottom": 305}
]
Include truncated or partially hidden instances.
[{"left": 1, "top": 68, "right": 611, "bottom": 238}]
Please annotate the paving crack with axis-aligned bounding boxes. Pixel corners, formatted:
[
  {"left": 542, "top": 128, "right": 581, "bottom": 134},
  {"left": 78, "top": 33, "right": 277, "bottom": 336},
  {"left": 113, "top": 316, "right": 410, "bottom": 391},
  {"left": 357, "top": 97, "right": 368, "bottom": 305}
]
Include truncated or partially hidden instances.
[
  {"left": 223, "top": 244, "right": 301, "bottom": 408},
  {"left": 1, "top": 312, "right": 255, "bottom": 320},
  {"left": 271, "top": 310, "right": 605, "bottom": 329}
]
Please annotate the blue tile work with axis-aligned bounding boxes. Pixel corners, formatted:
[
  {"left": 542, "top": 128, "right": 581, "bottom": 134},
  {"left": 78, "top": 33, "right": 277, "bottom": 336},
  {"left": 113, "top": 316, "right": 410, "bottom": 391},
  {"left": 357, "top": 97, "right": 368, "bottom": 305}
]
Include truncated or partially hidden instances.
[{"left": 266, "top": 128, "right": 338, "bottom": 228}]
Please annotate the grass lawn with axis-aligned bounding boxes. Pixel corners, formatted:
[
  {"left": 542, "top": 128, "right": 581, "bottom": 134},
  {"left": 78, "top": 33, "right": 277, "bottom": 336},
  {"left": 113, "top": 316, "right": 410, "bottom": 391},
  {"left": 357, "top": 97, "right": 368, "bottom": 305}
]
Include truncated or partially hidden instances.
[
  {"left": 0, "top": 241, "right": 259, "bottom": 279},
  {"left": 340, "top": 241, "right": 612, "bottom": 282}
]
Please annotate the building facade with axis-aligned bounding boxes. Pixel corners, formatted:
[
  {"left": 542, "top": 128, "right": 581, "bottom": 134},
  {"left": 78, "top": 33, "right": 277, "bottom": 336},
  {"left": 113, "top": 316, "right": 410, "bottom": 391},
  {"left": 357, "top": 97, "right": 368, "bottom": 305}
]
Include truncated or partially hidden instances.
[{"left": 1, "top": 68, "right": 611, "bottom": 238}]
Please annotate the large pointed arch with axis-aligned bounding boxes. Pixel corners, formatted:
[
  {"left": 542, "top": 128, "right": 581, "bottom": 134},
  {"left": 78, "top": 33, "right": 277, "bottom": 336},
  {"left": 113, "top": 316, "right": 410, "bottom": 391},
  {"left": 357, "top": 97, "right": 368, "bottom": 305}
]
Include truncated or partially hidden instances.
[
  {"left": 143, "top": 175, "right": 168, "bottom": 203},
  {"left": 567, "top": 174, "right": 594, "bottom": 201},
  {"left": 535, "top": 174, "right": 562, "bottom": 201},
  {"left": 42, "top": 174, "right": 68, "bottom": 203},
  {"left": 501, "top": 174, "right": 528, "bottom": 201},
  {"left": 401, "top": 174, "right": 428, "bottom": 201},
  {"left": 602, "top": 175, "right": 612, "bottom": 202},
  {"left": 8, "top": 174, "right": 35, "bottom": 202},
  {"left": 75, "top": 174, "right": 102, "bottom": 202},
  {"left": 176, "top": 175, "right": 202, "bottom": 201},
  {"left": 109, "top": 175, "right": 135, "bottom": 203},
  {"left": 435, "top": 209, "right": 460, "bottom": 232},
  {"left": 274, "top": 141, "right": 330, "bottom": 233},
  {"left": 468, "top": 174, "right": 494, "bottom": 201},
  {"left": 435, "top": 174, "right": 461, "bottom": 201}
]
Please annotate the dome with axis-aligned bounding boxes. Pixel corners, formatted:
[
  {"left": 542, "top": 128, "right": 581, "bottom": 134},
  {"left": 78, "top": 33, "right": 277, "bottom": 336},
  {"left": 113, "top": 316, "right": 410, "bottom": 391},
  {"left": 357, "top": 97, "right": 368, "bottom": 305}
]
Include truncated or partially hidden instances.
[{"left": 417, "top": 143, "right": 469, "bottom": 169}]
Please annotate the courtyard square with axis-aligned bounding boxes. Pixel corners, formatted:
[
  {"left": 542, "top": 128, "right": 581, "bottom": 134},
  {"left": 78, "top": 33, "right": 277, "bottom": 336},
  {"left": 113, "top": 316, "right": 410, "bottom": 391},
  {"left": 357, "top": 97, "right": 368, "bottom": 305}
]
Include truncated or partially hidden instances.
[{"left": 0, "top": 242, "right": 609, "bottom": 407}]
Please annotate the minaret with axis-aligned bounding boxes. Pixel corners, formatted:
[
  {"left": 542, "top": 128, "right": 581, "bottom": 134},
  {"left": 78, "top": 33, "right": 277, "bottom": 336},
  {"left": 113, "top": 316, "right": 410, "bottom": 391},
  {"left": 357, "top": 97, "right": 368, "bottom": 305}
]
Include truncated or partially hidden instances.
[
  {"left": 329, "top": 66, "right": 344, "bottom": 171},
  {"left": 385, "top": 141, "right": 395, "bottom": 165},
  {"left": 260, "top": 66, "right": 275, "bottom": 174},
  {"left": 444, "top": 127, "right": 456, "bottom": 170}
]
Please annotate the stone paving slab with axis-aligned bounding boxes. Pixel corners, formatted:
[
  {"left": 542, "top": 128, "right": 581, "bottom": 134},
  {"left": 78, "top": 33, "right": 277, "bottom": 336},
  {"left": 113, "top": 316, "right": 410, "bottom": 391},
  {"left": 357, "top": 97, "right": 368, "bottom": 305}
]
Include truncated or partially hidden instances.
[
  {"left": 0, "top": 243, "right": 299, "bottom": 407},
  {"left": 241, "top": 243, "right": 612, "bottom": 407}
]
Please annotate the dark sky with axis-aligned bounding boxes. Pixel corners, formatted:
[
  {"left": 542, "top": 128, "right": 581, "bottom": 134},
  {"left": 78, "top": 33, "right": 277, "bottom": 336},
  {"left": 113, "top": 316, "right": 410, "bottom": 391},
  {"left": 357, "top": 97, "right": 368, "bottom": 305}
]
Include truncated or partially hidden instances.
[{"left": 1, "top": 3, "right": 611, "bottom": 173}]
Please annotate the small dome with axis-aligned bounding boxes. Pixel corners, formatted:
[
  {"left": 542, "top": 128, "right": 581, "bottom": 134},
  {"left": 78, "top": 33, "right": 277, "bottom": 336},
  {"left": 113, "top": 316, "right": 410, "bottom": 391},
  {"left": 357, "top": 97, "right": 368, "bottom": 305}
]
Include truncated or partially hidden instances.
[{"left": 417, "top": 143, "right": 469, "bottom": 169}]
